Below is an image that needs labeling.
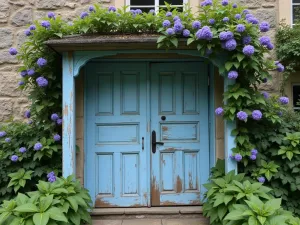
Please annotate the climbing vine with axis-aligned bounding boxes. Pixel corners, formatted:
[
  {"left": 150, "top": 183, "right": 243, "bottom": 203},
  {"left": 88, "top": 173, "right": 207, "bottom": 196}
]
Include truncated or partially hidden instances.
[{"left": 1, "top": 0, "right": 299, "bottom": 223}]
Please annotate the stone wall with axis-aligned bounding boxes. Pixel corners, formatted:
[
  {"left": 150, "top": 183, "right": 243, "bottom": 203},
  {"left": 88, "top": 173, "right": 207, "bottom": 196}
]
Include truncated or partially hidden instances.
[{"left": 0, "top": 0, "right": 113, "bottom": 122}]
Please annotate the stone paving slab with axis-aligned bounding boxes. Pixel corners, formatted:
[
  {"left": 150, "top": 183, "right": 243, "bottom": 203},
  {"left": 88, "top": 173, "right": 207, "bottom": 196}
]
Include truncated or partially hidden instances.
[
  {"left": 122, "top": 219, "right": 162, "bottom": 225},
  {"left": 92, "top": 219, "right": 209, "bottom": 225},
  {"left": 162, "top": 219, "right": 209, "bottom": 225},
  {"left": 93, "top": 220, "right": 123, "bottom": 225}
]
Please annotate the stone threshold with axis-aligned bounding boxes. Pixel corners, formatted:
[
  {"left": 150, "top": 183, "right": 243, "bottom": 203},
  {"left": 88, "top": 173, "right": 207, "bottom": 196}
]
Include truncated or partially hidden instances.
[{"left": 91, "top": 206, "right": 203, "bottom": 216}]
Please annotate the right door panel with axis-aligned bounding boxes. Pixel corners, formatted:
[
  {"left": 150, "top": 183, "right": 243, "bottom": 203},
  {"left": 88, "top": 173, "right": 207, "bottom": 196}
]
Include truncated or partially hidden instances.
[{"left": 150, "top": 62, "right": 209, "bottom": 206}]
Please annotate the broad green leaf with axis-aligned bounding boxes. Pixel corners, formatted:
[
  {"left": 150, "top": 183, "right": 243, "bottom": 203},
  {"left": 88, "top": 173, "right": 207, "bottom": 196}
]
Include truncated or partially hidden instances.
[
  {"left": 257, "top": 216, "right": 266, "bottom": 225},
  {"left": 248, "top": 216, "right": 259, "bottom": 225},
  {"left": 217, "top": 204, "right": 227, "bottom": 220},
  {"left": 40, "top": 195, "right": 54, "bottom": 212},
  {"left": 66, "top": 197, "right": 78, "bottom": 212},
  {"left": 157, "top": 36, "right": 166, "bottom": 43},
  {"left": 170, "top": 38, "right": 178, "bottom": 48},
  {"left": 187, "top": 38, "right": 194, "bottom": 45},
  {"left": 224, "top": 210, "right": 244, "bottom": 221},
  {"left": 225, "top": 62, "right": 233, "bottom": 71},
  {"left": 286, "top": 151, "right": 294, "bottom": 161},
  {"left": 48, "top": 207, "right": 68, "bottom": 222},
  {"left": 14, "top": 203, "right": 38, "bottom": 213},
  {"left": 33, "top": 212, "right": 50, "bottom": 225},
  {"left": 0, "top": 212, "right": 11, "bottom": 224}
]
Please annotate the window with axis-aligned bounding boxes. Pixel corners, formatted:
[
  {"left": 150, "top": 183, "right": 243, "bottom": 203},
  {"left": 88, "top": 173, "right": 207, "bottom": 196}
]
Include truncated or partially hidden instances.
[
  {"left": 126, "top": 0, "right": 189, "bottom": 13},
  {"left": 292, "top": 84, "right": 300, "bottom": 110},
  {"left": 292, "top": 0, "right": 300, "bottom": 25}
]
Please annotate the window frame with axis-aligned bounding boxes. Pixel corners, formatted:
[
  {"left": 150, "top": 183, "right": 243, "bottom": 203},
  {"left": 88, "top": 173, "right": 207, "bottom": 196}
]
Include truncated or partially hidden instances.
[
  {"left": 126, "top": 0, "right": 189, "bottom": 13},
  {"left": 292, "top": 83, "right": 300, "bottom": 110},
  {"left": 291, "top": 0, "right": 300, "bottom": 26}
]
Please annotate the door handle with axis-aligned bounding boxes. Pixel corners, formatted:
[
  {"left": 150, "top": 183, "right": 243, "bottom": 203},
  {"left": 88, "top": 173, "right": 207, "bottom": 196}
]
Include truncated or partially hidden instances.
[{"left": 152, "top": 130, "right": 164, "bottom": 153}]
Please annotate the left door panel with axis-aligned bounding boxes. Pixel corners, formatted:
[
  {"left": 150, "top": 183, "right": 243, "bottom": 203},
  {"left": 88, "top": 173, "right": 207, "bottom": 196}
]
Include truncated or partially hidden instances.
[{"left": 85, "top": 62, "right": 148, "bottom": 207}]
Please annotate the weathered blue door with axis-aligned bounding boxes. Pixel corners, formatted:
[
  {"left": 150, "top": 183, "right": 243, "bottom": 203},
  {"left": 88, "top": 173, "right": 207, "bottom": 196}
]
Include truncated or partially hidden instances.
[
  {"left": 85, "top": 61, "right": 209, "bottom": 207},
  {"left": 150, "top": 63, "right": 209, "bottom": 206}
]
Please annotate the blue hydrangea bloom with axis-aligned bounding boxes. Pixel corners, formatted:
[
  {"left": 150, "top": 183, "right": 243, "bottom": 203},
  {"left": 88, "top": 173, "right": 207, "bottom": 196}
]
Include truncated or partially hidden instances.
[
  {"left": 0, "top": 131, "right": 6, "bottom": 137},
  {"left": 34, "top": 142, "right": 43, "bottom": 151},
  {"left": 243, "top": 35, "right": 252, "bottom": 45},
  {"left": 36, "top": 77, "right": 48, "bottom": 87},
  {"left": 267, "top": 43, "right": 274, "bottom": 50},
  {"left": 246, "top": 16, "right": 259, "bottom": 24},
  {"left": 89, "top": 5, "right": 95, "bottom": 12},
  {"left": 260, "top": 21, "right": 270, "bottom": 32},
  {"left": 251, "top": 149, "right": 258, "bottom": 155},
  {"left": 237, "top": 111, "right": 248, "bottom": 121},
  {"left": 166, "top": 28, "right": 175, "bottom": 36},
  {"left": 232, "top": 3, "right": 237, "bottom": 8},
  {"left": 9, "top": 48, "right": 18, "bottom": 55},
  {"left": 19, "top": 147, "right": 27, "bottom": 153},
  {"left": 278, "top": 111, "right": 283, "bottom": 116},
  {"left": 20, "top": 70, "right": 27, "bottom": 77},
  {"left": 225, "top": 39, "right": 237, "bottom": 51},
  {"left": 54, "top": 134, "right": 61, "bottom": 142},
  {"left": 243, "top": 9, "right": 249, "bottom": 14},
  {"left": 173, "top": 16, "right": 180, "bottom": 21},
  {"left": 235, "top": 14, "right": 241, "bottom": 20},
  {"left": 80, "top": 12, "right": 88, "bottom": 19},
  {"left": 258, "top": 177, "right": 265, "bottom": 183},
  {"left": 183, "top": 29, "right": 190, "bottom": 37},
  {"left": 279, "top": 97, "right": 289, "bottom": 105},
  {"left": 228, "top": 71, "right": 238, "bottom": 79},
  {"left": 56, "top": 118, "right": 63, "bottom": 125},
  {"left": 24, "top": 29, "right": 32, "bottom": 36},
  {"left": 162, "top": 20, "right": 171, "bottom": 27},
  {"left": 47, "top": 171, "right": 56, "bottom": 183},
  {"left": 243, "top": 45, "right": 255, "bottom": 56},
  {"left": 41, "top": 21, "right": 51, "bottom": 29},
  {"left": 11, "top": 155, "right": 18, "bottom": 162},
  {"left": 166, "top": 12, "right": 172, "bottom": 17},
  {"left": 215, "top": 107, "right": 224, "bottom": 116},
  {"left": 18, "top": 81, "right": 24, "bottom": 86},
  {"left": 5, "top": 138, "right": 11, "bottom": 143},
  {"left": 245, "top": 14, "right": 254, "bottom": 19},
  {"left": 259, "top": 36, "right": 271, "bottom": 46},
  {"left": 222, "top": 0, "right": 228, "bottom": 6},
  {"left": 262, "top": 91, "right": 269, "bottom": 99},
  {"left": 201, "top": 0, "right": 213, "bottom": 6},
  {"left": 196, "top": 26, "right": 213, "bottom": 40},
  {"left": 192, "top": 21, "right": 201, "bottom": 29},
  {"left": 135, "top": 9, "right": 142, "bottom": 14},
  {"left": 29, "top": 25, "right": 36, "bottom": 30},
  {"left": 234, "top": 154, "right": 242, "bottom": 162},
  {"left": 223, "top": 17, "right": 229, "bottom": 22},
  {"left": 209, "top": 19, "right": 215, "bottom": 25},
  {"left": 24, "top": 110, "right": 30, "bottom": 118},
  {"left": 276, "top": 63, "right": 284, "bottom": 72},
  {"left": 149, "top": 9, "right": 155, "bottom": 14},
  {"left": 174, "top": 21, "right": 184, "bottom": 33},
  {"left": 27, "top": 69, "right": 35, "bottom": 76},
  {"left": 48, "top": 12, "right": 55, "bottom": 19},
  {"left": 252, "top": 110, "right": 262, "bottom": 120},
  {"left": 219, "top": 31, "right": 233, "bottom": 41},
  {"left": 108, "top": 6, "right": 116, "bottom": 12},
  {"left": 250, "top": 154, "right": 256, "bottom": 160},
  {"left": 236, "top": 24, "right": 245, "bottom": 33},
  {"left": 37, "top": 58, "right": 47, "bottom": 67},
  {"left": 262, "top": 78, "right": 268, "bottom": 83},
  {"left": 51, "top": 113, "right": 59, "bottom": 121}
]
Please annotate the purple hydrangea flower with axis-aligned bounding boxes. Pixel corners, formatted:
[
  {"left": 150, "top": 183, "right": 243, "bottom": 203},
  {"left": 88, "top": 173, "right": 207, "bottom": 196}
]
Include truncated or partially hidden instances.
[
  {"left": 53, "top": 134, "right": 61, "bottom": 142},
  {"left": 56, "top": 118, "right": 62, "bottom": 125},
  {"left": 232, "top": 3, "right": 237, "bottom": 8},
  {"left": 36, "top": 77, "right": 48, "bottom": 87},
  {"left": 5, "top": 138, "right": 11, "bottom": 143},
  {"left": 24, "top": 110, "right": 30, "bottom": 118},
  {"left": 48, "top": 12, "right": 55, "bottom": 19},
  {"left": 235, "top": 14, "right": 241, "bottom": 20},
  {"left": 80, "top": 12, "right": 88, "bottom": 19},
  {"left": 41, "top": 21, "right": 51, "bottom": 29},
  {"left": 206, "top": 48, "right": 213, "bottom": 55},
  {"left": 166, "top": 12, "right": 172, "bottom": 17},
  {"left": 47, "top": 171, "right": 56, "bottom": 183},
  {"left": 28, "top": 120, "right": 33, "bottom": 125},
  {"left": 222, "top": 0, "right": 228, "bottom": 6},
  {"left": 0, "top": 131, "right": 6, "bottom": 137},
  {"left": 260, "top": 21, "right": 270, "bottom": 32},
  {"left": 108, "top": 6, "right": 116, "bottom": 12},
  {"left": 229, "top": 154, "right": 235, "bottom": 160},
  {"left": 47, "top": 171, "right": 55, "bottom": 178},
  {"left": 19, "top": 147, "right": 27, "bottom": 153},
  {"left": 223, "top": 17, "right": 229, "bottom": 22},
  {"left": 237, "top": 111, "right": 248, "bottom": 121},
  {"left": 25, "top": 29, "right": 32, "bottom": 36},
  {"left": 163, "top": 20, "right": 171, "bottom": 27},
  {"left": 166, "top": 28, "right": 175, "bottom": 36},
  {"left": 245, "top": 14, "right": 254, "bottom": 19},
  {"left": 252, "top": 110, "right": 262, "bottom": 120},
  {"left": 51, "top": 113, "right": 59, "bottom": 121},
  {"left": 243, "top": 9, "right": 249, "bottom": 14},
  {"left": 267, "top": 43, "right": 274, "bottom": 50},
  {"left": 149, "top": 9, "right": 155, "bottom": 14},
  {"left": 9, "top": 48, "right": 18, "bottom": 55},
  {"left": 192, "top": 21, "right": 201, "bottom": 29},
  {"left": 243, "top": 36, "right": 252, "bottom": 45},
  {"left": 276, "top": 63, "right": 284, "bottom": 72},
  {"left": 243, "top": 45, "right": 255, "bottom": 56},
  {"left": 174, "top": 21, "right": 184, "bottom": 33},
  {"left": 215, "top": 107, "right": 224, "bottom": 116},
  {"left": 262, "top": 91, "right": 269, "bottom": 99},
  {"left": 27, "top": 69, "right": 35, "bottom": 76},
  {"left": 34, "top": 142, "right": 43, "bottom": 151},
  {"left": 18, "top": 81, "right": 24, "bottom": 86},
  {"left": 29, "top": 25, "right": 36, "bottom": 30},
  {"left": 278, "top": 111, "right": 283, "bottom": 116},
  {"left": 247, "top": 16, "right": 259, "bottom": 24},
  {"left": 251, "top": 149, "right": 258, "bottom": 155},
  {"left": 250, "top": 154, "right": 256, "bottom": 160},
  {"left": 20, "top": 70, "right": 27, "bottom": 77},
  {"left": 258, "top": 177, "right": 265, "bottom": 183},
  {"left": 219, "top": 31, "right": 234, "bottom": 41},
  {"left": 225, "top": 39, "right": 237, "bottom": 51},
  {"left": 89, "top": 5, "right": 95, "bottom": 12},
  {"left": 201, "top": 0, "right": 213, "bottom": 7},
  {"left": 196, "top": 26, "right": 213, "bottom": 40},
  {"left": 183, "top": 29, "right": 190, "bottom": 37},
  {"left": 262, "top": 78, "right": 268, "bottom": 83},
  {"left": 234, "top": 154, "right": 243, "bottom": 162},
  {"left": 209, "top": 19, "right": 215, "bottom": 25},
  {"left": 135, "top": 9, "right": 142, "bottom": 14},
  {"left": 236, "top": 24, "right": 245, "bottom": 33},
  {"left": 279, "top": 97, "right": 289, "bottom": 105},
  {"left": 37, "top": 58, "right": 47, "bottom": 67},
  {"left": 228, "top": 71, "right": 238, "bottom": 79},
  {"left": 259, "top": 36, "right": 271, "bottom": 46},
  {"left": 173, "top": 16, "right": 180, "bottom": 21},
  {"left": 11, "top": 155, "right": 18, "bottom": 162}
]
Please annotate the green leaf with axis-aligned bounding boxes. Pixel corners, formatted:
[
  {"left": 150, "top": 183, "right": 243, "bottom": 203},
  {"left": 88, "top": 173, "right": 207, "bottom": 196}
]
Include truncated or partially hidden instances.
[
  {"left": 248, "top": 216, "right": 259, "bottom": 225},
  {"left": 0, "top": 212, "right": 11, "bottom": 224},
  {"left": 157, "top": 36, "right": 166, "bottom": 43},
  {"left": 14, "top": 203, "right": 38, "bottom": 213},
  {"left": 217, "top": 204, "right": 227, "bottom": 220},
  {"left": 33, "top": 212, "right": 50, "bottom": 225},
  {"left": 54, "top": 33, "right": 63, "bottom": 38},
  {"left": 170, "top": 38, "right": 178, "bottom": 48},
  {"left": 40, "top": 195, "right": 53, "bottom": 212},
  {"left": 225, "top": 62, "right": 233, "bottom": 71},
  {"left": 286, "top": 151, "right": 294, "bottom": 161},
  {"left": 224, "top": 210, "right": 244, "bottom": 221},
  {"left": 66, "top": 197, "right": 78, "bottom": 212},
  {"left": 48, "top": 207, "right": 68, "bottom": 223},
  {"left": 237, "top": 54, "right": 245, "bottom": 62},
  {"left": 187, "top": 38, "right": 194, "bottom": 45},
  {"left": 257, "top": 216, "right": 266, "bottom": 225}
]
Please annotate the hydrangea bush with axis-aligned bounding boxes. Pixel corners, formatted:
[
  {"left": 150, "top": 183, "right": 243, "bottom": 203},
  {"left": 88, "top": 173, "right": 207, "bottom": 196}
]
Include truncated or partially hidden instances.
[{"left": 1, "top": 0, "right": 299, "bottom": 221}]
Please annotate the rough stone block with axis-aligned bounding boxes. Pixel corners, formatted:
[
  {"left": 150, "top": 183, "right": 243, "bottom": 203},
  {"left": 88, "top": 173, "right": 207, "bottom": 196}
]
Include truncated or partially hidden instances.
[
  {"left": 36, "top": 0, "right": 67, "bottom": 9},
  {"left": 17, "top": 30, "right": 27, "bottom": 49},
  {"left": 0, "top": 98, "right": 13, "bottom": 122},
  {"left": 0, "top": 0, "right": 10, "bottom": 20},
  {"left": 0, "top": 72, "right": 22, "bottom": 97},
  {"left": 0, "top": 28, "right": 13, "bottom": 49},
  {"left": 0, "top": 51, "right": 18, "bottom": 64},
  {"left": 254, "top": 9, "right": 276, "bottom": 28},
  {"left": 11, "top": 8, "right": 33, "bottom": 26},
  {"left": 13, "top": 98, "right": 30, "bottom": 120},
  {"left": 240, "top": 0, "right": 262, "bottom": 9}
]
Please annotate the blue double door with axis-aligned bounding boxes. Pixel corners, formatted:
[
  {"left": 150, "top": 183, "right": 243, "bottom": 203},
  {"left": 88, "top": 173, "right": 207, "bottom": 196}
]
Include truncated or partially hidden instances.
[{"left": 85, "top": 61, "right": 209, "bottom": 207}]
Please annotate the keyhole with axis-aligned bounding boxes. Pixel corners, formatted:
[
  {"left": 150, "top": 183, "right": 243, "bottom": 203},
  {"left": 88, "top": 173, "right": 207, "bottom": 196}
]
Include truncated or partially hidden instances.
[{"left": 161, "top": 116, "right": 166, "bottom": 121}]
